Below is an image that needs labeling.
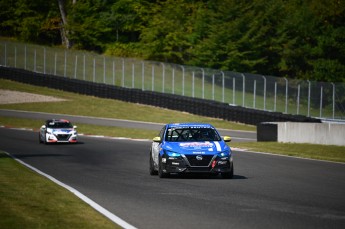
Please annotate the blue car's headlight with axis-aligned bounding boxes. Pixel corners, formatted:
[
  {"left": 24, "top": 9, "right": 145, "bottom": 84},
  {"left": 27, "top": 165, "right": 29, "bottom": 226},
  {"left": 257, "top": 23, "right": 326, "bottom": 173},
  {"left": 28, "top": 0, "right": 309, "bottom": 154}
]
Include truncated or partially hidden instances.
[
  {"left": 166, "top": 151, "right": 181, "bottom": 157},
  {"left": 218, "top": 151, "right": 230, "bottom": 157}
]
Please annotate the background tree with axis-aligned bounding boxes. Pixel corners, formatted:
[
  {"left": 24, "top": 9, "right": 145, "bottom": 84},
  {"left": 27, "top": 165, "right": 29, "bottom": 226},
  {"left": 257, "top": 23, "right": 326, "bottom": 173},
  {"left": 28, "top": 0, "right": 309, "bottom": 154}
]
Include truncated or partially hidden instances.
[{"left": 0, "top": 0, "right": 344, "bottom": 82}]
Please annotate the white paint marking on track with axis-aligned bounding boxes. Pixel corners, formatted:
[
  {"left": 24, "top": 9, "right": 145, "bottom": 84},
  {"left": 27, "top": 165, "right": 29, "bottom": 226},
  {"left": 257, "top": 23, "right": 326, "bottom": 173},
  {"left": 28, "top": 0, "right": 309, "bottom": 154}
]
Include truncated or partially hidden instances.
[{"left": 4, "top": 151, "right": 138, "bottom": 229}]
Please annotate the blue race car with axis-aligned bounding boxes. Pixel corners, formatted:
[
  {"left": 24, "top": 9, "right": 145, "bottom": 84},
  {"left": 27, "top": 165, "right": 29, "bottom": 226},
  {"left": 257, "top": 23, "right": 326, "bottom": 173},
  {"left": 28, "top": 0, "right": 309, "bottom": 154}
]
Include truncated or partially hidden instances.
[{"left": 149, "top": 123, "right": 233, "bottom": 178}]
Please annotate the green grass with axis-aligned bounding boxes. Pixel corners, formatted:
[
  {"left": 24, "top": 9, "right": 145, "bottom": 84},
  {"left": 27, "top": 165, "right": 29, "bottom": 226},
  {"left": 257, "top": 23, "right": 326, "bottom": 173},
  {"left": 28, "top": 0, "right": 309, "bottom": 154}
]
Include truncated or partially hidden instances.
[
  {"left": 0, "top": 151, "right": 120, "bottom": 229},
  {"left": 230, "top": 142, "right": 345, "bottom": 163},
  {"left": 0, "top": 116, "right": 158, "bottom": 140},
  {"left": 0, "top": 79, "right": 256, "bottom": 132}
]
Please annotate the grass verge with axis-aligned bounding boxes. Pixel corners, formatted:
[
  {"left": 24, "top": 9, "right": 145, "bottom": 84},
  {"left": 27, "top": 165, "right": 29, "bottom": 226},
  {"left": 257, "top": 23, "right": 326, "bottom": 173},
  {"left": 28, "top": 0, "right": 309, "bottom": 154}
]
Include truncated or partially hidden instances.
[
  {"left": 0, "top": 79, "right": 256, "bottom": 132},
  {"left": 230, "top": 142, "right": 345, "bottom": 163},
  {"left": 0, "top": 151, "right": 120, "bottom": 229}
]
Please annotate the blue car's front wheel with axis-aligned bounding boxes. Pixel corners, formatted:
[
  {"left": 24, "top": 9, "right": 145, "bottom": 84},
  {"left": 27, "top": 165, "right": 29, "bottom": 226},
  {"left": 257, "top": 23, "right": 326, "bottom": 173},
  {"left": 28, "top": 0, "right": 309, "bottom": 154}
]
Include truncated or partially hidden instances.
[
  {"left": 221, "top": 162, "right": 234, "bottom": 179},
  {"left": 149, "top": 151, "right": 158, "bottom": 176}
]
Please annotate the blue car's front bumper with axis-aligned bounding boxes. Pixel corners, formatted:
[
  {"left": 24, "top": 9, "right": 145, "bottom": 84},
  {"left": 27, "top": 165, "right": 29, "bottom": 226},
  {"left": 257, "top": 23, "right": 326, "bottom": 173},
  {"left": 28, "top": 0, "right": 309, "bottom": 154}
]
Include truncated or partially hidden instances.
[{"left": 161, "top": 153, "right": 233, "bottom": 174}]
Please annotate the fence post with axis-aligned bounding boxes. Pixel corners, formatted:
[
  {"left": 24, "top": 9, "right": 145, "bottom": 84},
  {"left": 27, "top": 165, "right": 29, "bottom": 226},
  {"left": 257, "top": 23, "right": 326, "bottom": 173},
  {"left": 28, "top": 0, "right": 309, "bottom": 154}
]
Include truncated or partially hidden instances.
[
  {"left": 54, "top": 53, "right": 57, "bottom": 75},
  {"left": 274, "top": 82, "right": 277, "bottom": 111},
  {"left": 233, "top": 77, "right": 235, "bottom": 105},
  {"left": 320, "top": 86, "right": 323, "bottom": 118},
  {"left": 201, "top": 68, "right": 205, "bottom": 99},
  {"left": 181, "top": 65, "right": 185, "bottom": 96},
  {"left": 161, "top": 62, "right": 165, "bottom": 93},
  {"left": 103, "top": 56, "right": 106, "bottom": 84},
  {"left": 74, "top": 55, "right": 78, "bottom": 79},
  {"left": 122, "top": 58, "right": 125, "bottom": 87},
  {"left": 253, "top": 80, "right": 257, "bottom": 108},
  {"left": 64, "top": 51, "right": 67, "bottom": 77},
  {"left": 284, "top": 77, "right": 288, "bottom": 113},
  {"left": 262, "top": 75, "right": 266, "bottom": 110},
  {"left": 43, "top": 48, "right": 46, "bottom": 74},
  {"left": 307, "top": 80, "right": 311, "bottom": 116},
  {"left": 93, "top": 58, "right": 96, "bottom": 82},
  {"left": 192, "top": 71, "right": 195, "bottom": 98},
  {"left": 172, "top": 67, "right": 175, "bottom": 94},
  {"left": 241, "top": 73, "right": 245, "bottom": 107},
  {"left": 221, "top": 71, "right": 225, "bottom": 103},
  {"left": 14, "top": 46, "right": 17, "bottom": 68},
  {"left": 24, "top": 45, "right": 27, "bottom": 70},
  {"left": 113, "top": 60, "right": 115, "bottom": 85},
  {"left": 297, "top": 84, "right": 300, "bottom": 114},
  {"left": 142, "top": 61, "right": 145, "bottom": 91},
  {"left": 332, "top": 83, "right": 335, "bottom": 119},
  {"left": 34, "top": 49, "right": 36, "bottom": 72},
  {"left": 132, "top": 62, "right": 135, "bottom": 88},
  {"left": 4, "top": 43, "right": 6, "bottom": 67},
  {"left": 212, "top": 74, "right": 215, "bottom": 100},
  {"left": 83, "top": 55, "right": 86, "bottom": 80},
  {"left": 152, "top": 65, "right": 155, "bottom": 91}
]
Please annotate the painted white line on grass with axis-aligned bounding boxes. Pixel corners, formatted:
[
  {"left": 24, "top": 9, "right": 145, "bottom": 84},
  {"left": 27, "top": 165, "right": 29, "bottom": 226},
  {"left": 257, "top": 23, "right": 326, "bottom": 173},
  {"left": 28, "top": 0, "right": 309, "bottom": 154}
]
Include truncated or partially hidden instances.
[{"left": 4, "top": 151, "right": 137, "bottom": 229}]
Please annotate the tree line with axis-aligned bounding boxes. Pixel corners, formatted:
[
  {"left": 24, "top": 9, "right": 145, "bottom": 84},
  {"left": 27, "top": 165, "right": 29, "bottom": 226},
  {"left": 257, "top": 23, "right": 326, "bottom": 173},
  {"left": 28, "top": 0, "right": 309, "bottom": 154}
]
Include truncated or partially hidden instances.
[{"left": 1, "top": 0, "right": 344, "bottom": 82}]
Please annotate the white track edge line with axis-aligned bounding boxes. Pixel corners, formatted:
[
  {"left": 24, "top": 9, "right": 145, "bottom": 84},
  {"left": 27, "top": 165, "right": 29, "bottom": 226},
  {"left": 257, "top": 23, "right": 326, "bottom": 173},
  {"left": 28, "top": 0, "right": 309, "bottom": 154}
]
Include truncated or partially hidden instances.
[{"left": 4, "top": 151, "right": 137, "bottom": 229}]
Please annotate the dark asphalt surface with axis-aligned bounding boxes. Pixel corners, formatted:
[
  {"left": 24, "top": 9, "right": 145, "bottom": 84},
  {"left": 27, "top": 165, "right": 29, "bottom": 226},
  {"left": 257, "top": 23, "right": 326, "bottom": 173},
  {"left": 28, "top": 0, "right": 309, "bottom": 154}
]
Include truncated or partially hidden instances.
[
  {"left": 0, "top": 109, "right": 256, "bottom": 142},
  {"left": 1, "top": 128, "right": 345, "bottom": 229}
]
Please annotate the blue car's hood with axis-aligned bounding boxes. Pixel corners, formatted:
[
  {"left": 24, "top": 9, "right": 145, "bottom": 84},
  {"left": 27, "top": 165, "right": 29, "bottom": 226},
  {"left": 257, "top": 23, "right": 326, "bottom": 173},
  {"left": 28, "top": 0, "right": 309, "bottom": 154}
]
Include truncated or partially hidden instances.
[{"left": 163, "top": 141, "right": 230, "bottom": 155}]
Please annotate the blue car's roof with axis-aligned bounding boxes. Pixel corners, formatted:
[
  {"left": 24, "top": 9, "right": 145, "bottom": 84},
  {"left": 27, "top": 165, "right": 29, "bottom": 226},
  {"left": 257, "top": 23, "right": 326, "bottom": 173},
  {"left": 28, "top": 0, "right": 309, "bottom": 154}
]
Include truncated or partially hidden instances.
[{"left": 167, "top": 123, "right": 215, "bottom": 129}]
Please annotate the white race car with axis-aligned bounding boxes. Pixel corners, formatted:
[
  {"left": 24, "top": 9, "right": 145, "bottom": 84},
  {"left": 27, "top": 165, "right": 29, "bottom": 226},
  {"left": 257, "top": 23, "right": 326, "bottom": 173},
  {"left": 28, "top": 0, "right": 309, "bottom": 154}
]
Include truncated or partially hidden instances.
[{"left": 39, "top": 119, "right": 78, "bottom": 144}]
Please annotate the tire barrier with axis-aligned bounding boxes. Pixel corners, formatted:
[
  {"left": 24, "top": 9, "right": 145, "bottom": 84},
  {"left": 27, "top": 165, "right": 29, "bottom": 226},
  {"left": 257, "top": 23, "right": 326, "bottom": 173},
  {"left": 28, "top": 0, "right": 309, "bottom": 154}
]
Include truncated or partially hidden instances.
[{"left": 0, "top": 66, "right": 321, "bottom": 125}]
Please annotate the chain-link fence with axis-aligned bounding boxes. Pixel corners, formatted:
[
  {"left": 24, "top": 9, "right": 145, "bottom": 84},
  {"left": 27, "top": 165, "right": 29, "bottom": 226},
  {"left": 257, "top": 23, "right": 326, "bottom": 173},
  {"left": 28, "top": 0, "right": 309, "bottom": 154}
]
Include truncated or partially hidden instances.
[{"left": 1, "top": 40, "right": 344, "bottom": 120}]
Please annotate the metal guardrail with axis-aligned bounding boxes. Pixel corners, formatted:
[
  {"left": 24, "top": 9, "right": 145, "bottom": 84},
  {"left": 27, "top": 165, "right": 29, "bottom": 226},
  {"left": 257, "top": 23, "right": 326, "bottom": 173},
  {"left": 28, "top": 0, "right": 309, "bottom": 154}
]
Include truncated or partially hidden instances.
[
  {"left": 0, "top": 66, "right": 322, "bottom": 125},
  {"left": 1, "top": 40, "right": 344, "bottom": 121}
]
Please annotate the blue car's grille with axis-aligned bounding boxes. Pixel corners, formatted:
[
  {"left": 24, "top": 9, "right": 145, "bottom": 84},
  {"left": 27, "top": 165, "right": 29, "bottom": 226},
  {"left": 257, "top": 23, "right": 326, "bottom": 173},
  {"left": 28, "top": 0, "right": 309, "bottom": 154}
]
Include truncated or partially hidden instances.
[{"left": 185, "top": 155, "right": 213, "bottom": 166}]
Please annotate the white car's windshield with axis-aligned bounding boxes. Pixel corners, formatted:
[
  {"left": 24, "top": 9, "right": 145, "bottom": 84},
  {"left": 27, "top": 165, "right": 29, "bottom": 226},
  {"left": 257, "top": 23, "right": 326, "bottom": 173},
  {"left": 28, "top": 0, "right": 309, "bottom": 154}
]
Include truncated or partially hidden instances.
[
  {"left": 165, "top": 128, "right": 221, "bottom": 142},
  {"left": 47, "top": 122, "right": 73, "bottom": 129}
]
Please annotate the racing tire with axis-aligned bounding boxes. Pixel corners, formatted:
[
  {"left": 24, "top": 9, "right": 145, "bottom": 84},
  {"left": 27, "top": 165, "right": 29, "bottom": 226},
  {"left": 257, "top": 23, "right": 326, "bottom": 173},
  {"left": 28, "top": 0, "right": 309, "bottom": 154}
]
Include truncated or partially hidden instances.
[
  {"left": 149, "top": 152, "right": 158, "bottom": 175},
  {"left": 221, "top": 163, "right": 234, "bottom": 179},
  {"left": 43, "top": 132, "right": 49, "bottom": 145},
  {"left": 158, "top": 155, "right": 169, "bottom": 178}
]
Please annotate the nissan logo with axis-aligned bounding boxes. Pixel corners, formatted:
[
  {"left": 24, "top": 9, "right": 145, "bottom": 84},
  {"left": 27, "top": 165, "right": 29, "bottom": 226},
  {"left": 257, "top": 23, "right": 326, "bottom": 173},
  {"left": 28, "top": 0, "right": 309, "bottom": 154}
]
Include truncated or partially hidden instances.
[{"left": 196, "top": 155, "right": 203, "bottom": 160}]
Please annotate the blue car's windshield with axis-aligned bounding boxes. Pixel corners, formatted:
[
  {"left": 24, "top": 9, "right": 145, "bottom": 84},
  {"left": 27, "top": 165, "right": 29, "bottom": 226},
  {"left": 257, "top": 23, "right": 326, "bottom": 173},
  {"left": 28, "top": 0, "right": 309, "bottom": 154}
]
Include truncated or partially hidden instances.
[{"left": 165, "top": 128, "right": 221, "bottom": 142}]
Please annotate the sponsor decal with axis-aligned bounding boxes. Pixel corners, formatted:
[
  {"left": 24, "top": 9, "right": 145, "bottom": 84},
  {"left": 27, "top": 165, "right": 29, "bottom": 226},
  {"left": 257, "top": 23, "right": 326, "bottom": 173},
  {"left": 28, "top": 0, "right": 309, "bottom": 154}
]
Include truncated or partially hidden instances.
[
  {"left": 179, "top": 142, "right": 213, "bottom": 148},
  {"left": 218, "top": 161, "right": 227, "bottom": 165},
  {"left": 192, "top": 151, "right": 205, "bottom": 154}
]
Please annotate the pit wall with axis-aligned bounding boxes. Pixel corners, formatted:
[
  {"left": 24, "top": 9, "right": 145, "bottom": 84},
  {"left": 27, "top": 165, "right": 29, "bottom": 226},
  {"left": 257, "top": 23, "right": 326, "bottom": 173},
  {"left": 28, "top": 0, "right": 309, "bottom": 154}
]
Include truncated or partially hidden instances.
[{"left": 257, "top": 122, "right": 345, "bottom": 146}]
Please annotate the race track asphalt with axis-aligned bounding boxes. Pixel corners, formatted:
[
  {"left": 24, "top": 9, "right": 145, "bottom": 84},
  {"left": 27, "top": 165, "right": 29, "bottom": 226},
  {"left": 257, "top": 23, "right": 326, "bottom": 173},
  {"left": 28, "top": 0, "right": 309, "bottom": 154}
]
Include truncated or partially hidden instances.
[{"left": 1, "top": 128, "right": 345, "bottom": 229}]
